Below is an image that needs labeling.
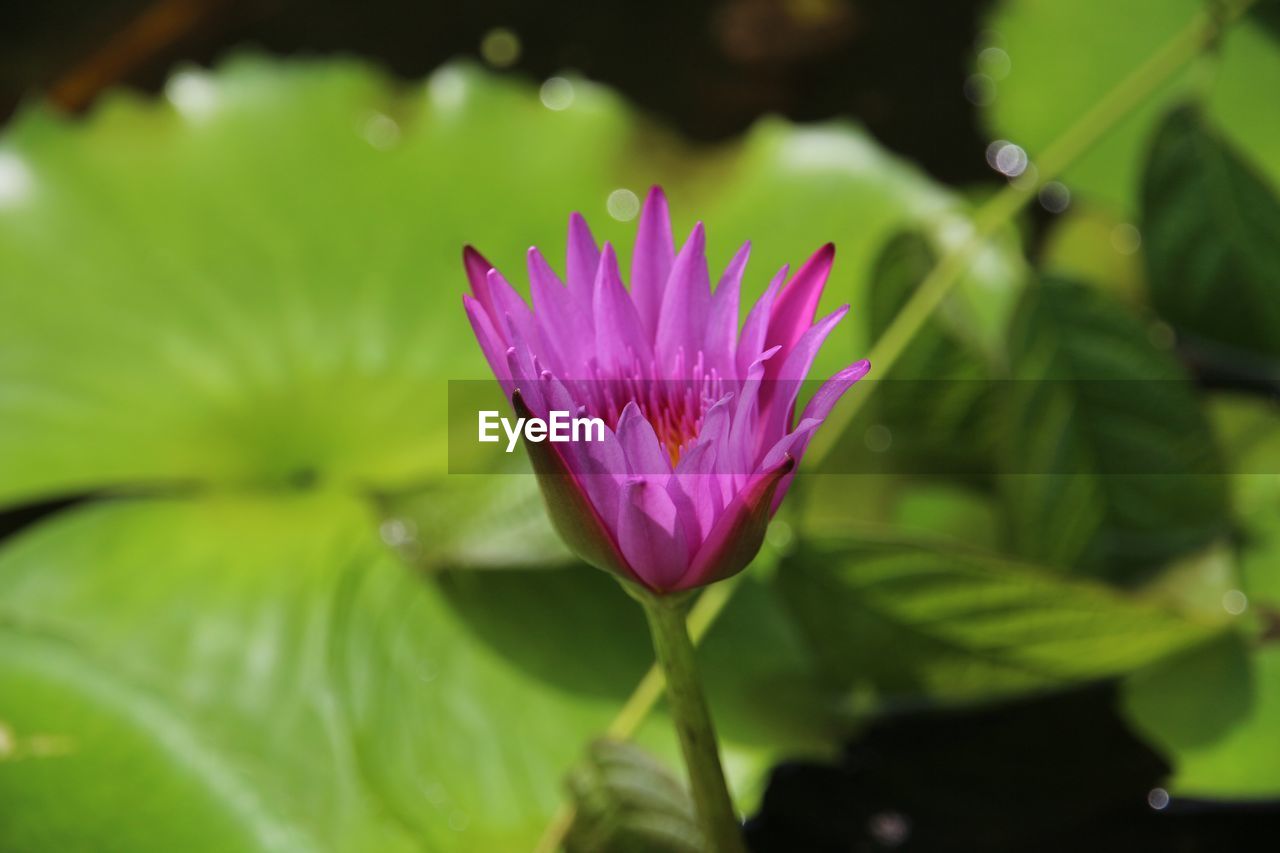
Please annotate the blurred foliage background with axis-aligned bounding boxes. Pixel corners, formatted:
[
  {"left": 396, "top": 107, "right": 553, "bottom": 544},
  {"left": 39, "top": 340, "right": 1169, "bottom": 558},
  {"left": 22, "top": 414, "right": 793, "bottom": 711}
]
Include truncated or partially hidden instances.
[{"left": 2, "top": 0, "right": 1279, "bottom": 850}]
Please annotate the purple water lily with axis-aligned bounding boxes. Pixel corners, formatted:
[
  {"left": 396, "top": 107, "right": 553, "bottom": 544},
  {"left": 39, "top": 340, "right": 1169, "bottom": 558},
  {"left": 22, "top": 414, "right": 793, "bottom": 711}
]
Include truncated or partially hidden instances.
[{"left": 463, "top": 187, "right": 869, "bottom": 593}]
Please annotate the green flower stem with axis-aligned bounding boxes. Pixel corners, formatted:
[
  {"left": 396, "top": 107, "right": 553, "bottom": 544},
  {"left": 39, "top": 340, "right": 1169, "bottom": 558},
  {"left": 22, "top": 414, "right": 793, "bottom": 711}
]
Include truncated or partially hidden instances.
[
  {"left": 534, "top": 577, "right": 739, "bottom": 853},
  {"left": 635, "top": 587, "right": 746, "bottom": 853}
]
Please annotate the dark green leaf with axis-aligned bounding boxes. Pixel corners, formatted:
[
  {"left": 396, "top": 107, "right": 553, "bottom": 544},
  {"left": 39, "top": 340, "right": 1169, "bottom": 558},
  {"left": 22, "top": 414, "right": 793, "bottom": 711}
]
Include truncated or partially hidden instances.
[
  {"left": 565, "top": 739, "right": 701, "bottom": 853},
  {"left": 1142, "top": 104, "right": 1280, "bottom": 375},
  {"left": 1000, "top": 278, "right": 1229, "bottom": 581},
  {"left": 776, "top": 536, "right": 1216, "bottom": 707},
  {"left": 859, "top": 230, "right": 1017, "bottom": 481}
]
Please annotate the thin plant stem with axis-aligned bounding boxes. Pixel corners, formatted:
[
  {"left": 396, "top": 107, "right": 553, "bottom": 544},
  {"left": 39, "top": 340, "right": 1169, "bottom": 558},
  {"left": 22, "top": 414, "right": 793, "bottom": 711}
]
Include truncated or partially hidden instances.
[
  {"left": 635, "top": 589, "right": 746, "bottom": 853},
  {"left": 533, "top": 577, "right": 739, "bottom": 853},
  {"left": 532, "top": 4, "right": 1252, "bottom": 849},
  {"left": 806, "top": 0, "right": 1253, "bottom": 466}
]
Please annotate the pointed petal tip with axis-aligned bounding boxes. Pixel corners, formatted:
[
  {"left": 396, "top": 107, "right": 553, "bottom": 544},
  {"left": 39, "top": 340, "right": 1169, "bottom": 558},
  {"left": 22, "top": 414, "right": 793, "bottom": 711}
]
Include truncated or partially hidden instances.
[
  {"left": 640, "top": 186, "right": 670, "bottom": 218},
  {"left": 463, "top": 244, "right": 494, "bottom": 272},
  {"left": 680, "top": 221, "right": 707, "bottom": 253},
  {"left": 807, "top": 242, "right": 836, "bottom": 270}
]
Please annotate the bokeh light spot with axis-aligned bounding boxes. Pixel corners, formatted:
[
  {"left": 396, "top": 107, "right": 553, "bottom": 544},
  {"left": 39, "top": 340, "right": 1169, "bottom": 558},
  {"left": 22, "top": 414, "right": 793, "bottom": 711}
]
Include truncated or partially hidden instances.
[
  {"left": 540, "top": 77, "right": 575, "bottom": 111},
  {"left": 606, "top": 188, "right": 640, "bottom": 221},
  {"left": 166, "top": 70, "right": 218, "bottom": 122},
  {"left": 480, "top": 27, "right": 521, "bottom": 68},
  {"left": 977, "top": 46, "right": 1012, "bottom": 80},
  {"left": 964, "top": 74, "right": 996, "bottom": 106},
  {"left": 1110, "top": 223, "right": 1142, "bottom": 255},
  {"left": 991, "top": 141, "right": 1028, "bottom": 177},
  {"left": 0, "top": 152, "right": 34, "bottom": 208},
  {"left": 428, "top": 67, "right": 468, "bottom": 111},
  {"left": 865, "top": 424, "right": 893, "bottom": 453},
  {"left": 1038, "top": 181, "right": 1071, "bottom": 213},
  {"left": 361, "top": 112, "right": 401, "bottom": 150}
]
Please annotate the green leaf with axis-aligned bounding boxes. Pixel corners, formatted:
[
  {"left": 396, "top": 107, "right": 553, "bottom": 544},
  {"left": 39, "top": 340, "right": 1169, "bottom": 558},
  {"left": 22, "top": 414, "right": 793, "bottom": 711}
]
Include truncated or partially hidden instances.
[
  {"left": 1000, "top": 278, "right": 1229, "bottom": 581},
  {"left": 0, "top": 494, "right": 830, "bottom": 849},
  {"left": 564, "top": 739, "right": 701, "bottom": 853},
  {"left": 0, "top": 496, "right": 639, "bottom": 850},
  {"left": 981, "top": 0, "right": 1280, "bottom": 213},
  {"left": 776, "top": 536, "right": 1216, "bottom": 707},
  {"left": 0, "top": 627, "right": 311, "bottom": 853},
  {"left": 1208, "top": 393, "right": 1280, "bottom": 606},
  {"left": 0, "top": 57, "right": 996, "bottom": 508},
  {"left": 1123, "top": 634, "right": 1280, "bottom": 799},
  {"left": 0, "top": 495, "right": 420, "bottom": 852},
  {"left": 377, "top": 470, "right": 571, "bottom": 571},
  {"left": 1142, "top": 105, "right": 1280, "bottom": 375},
  {"left": 859, "top": 230, "right": 1016, "bottom": 480}
]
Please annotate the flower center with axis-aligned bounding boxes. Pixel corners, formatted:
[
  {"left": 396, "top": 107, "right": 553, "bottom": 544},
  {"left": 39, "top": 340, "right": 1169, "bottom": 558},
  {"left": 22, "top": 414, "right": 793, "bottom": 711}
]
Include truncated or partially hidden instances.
[{"left": 575, "top": 352, "right": 726, "bottom": 466}]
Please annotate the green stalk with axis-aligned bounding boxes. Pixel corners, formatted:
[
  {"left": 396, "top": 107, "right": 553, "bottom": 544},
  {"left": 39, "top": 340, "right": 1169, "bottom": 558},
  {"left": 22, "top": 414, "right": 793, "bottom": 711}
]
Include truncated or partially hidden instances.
[
  {"left": 636, "top": 589, "right": 745, "bottom": 853},
  {"left": 805, "top": 0, "right": 1254, "bottom": 466}
]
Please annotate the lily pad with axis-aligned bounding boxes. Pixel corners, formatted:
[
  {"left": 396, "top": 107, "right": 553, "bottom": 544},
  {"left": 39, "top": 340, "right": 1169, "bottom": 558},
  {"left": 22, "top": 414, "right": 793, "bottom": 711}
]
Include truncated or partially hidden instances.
[{"left": 0, "top": 56, "right": 996, "bottom": 507}]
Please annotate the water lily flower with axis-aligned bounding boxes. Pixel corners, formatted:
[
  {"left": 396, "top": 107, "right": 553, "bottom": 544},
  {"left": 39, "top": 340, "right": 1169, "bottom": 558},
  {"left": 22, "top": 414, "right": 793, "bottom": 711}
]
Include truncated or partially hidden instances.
[{"left": 462, "top": 188, "right": 869, "bottom": 594}]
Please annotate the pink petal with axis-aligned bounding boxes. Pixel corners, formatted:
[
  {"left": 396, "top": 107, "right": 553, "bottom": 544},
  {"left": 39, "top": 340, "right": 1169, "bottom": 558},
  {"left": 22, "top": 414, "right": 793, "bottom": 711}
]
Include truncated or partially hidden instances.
[
  {"left": 706, "top": 241, "right": 750, "bottom": 379},
  {"left": 463, "top": 245, "right": 497, "bottom": 320},
  {"left": 594, "top": 243, "right": 653, "bottom": 372},
  {"left": 760, "top": 305, "right": 850, "bottom": 444},
  {"left": 619, "top": 477, "right": 690, "bottom": 591},
  {"left": 462, "top": 294, "right": 512, "bottom": 383},
  {"left": 668, "top": 440, "right": 723, "bottom": 545},
  {"left": 616, "top": 401, "right": 672, "bottom": 478},
  {"left": 728, "top": 346, "right": 780, "bottom": 474},
  {"left": 800, "top": 359, "right": 872, "bottom": 425},
  {"left": 764, "top": 243, "right": 835, "bottom": 363},
  {"left": 630, "top": 186, "right": 675, "bottom": 340},
  {"left": 539, "top": 371, "right": 629, "bottom": 528},
  {"left": 527, "top": 247, "right": 580, "bottom": 373},
  {"left": 566, "top": 212, "right": 601, "bottom": 306},
  {"left": 513, "top": 390, "right": 635, "bottom": 584},
  {"left": 675, "top": 455, "right": 795, "bottom": 591},
  {"left": 655, "top": 222, "right": 711, "bottom": 372},
  {"left": 736, "top": 264, "right": 787, "bottom": 378}
]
